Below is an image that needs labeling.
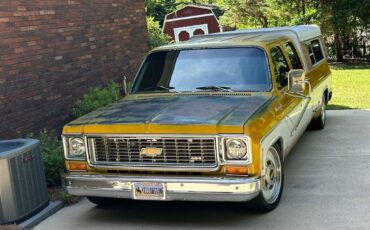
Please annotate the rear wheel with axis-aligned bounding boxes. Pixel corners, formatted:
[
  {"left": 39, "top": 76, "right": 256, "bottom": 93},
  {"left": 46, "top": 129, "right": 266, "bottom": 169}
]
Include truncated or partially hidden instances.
[
  {"left": 247, "top": 145, "right": 284, "bottom": 213},
  {"left": 309, "top": 94, "right": 327, "bottom": 130},
  {"left": 87, "top": 196, "right": 120, "bottom": 206}
]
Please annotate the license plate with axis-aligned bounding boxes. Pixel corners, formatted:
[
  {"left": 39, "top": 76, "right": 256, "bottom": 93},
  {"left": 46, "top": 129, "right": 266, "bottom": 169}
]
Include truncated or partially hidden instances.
[{"left": 133, "top": 182, "right": 166, "bottom": 200}]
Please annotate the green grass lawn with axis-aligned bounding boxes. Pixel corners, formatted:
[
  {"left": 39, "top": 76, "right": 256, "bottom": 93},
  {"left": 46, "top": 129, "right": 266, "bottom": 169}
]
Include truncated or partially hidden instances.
[{"left": 327, "top": 63, "right": 370, "bottom": 110}]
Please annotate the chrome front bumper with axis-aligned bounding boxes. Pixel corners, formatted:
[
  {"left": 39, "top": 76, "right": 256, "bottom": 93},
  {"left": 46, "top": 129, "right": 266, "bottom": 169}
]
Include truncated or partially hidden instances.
[{"left": 63, "top": 173, "right": 261, "bottom": 202}]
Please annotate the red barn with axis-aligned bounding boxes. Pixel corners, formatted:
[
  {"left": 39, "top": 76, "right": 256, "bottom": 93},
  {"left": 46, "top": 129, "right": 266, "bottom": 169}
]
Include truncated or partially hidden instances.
[{"left": 162, "top": 4, "right": 222, "bottom": 42}]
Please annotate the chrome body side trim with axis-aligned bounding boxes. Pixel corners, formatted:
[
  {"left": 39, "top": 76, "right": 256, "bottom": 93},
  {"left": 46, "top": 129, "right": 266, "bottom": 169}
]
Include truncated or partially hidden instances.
[{"left": 63, "top": 173, "right": 260, "bottom": 202}]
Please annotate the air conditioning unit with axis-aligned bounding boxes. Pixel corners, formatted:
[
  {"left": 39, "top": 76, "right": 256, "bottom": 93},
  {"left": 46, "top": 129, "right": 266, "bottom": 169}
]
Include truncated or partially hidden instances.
[{"left": 0, "top": 139, "right": 49, "bottom": 224}]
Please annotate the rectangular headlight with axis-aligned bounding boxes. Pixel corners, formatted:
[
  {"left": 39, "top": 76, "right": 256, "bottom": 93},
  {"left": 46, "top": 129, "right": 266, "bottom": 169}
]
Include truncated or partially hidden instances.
[
  {"left": 62, "top": 135, "right": 86, "bottom": 160},
  {"left": 221, "top": 136, "right": 252, "bottom": 163}
]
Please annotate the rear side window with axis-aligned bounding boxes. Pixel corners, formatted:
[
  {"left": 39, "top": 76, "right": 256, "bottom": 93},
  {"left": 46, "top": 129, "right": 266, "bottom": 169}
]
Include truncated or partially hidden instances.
[
  {"left": 306, "top": 39, "right": 324, "bottom": 65},
  {"left": 270, "top": 47, "right": 290, "bottom": 89},
  {"left": 284, "top": 42, "right": 303, "bottom": 69}
]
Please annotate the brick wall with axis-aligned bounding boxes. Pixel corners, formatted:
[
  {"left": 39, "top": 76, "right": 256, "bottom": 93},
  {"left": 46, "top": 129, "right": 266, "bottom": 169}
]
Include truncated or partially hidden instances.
[{"left": 0, "top": 0, "right": 149, "bottom": 138}]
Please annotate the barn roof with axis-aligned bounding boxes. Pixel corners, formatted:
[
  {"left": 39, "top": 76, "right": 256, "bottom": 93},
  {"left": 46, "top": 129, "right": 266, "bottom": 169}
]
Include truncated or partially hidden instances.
[
  {"left": 185, "top": 4, "right": 219, "bottom": 10},
  {"left": 164, "top": 4, "right": 223, "bottom": 20},
  {"left": 186, "top": 4, "right": 223, "bottom": 18}
]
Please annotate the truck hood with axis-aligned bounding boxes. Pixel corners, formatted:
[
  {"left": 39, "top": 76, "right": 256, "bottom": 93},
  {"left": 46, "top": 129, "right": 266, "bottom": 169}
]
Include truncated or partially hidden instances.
[{"left": 66, "top": 94, "right": 272, "bottom": 134}]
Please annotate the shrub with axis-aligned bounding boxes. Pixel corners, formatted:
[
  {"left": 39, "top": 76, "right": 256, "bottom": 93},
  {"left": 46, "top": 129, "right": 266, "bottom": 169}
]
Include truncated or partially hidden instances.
[
  {"left": 126, "top": 80, "right": 133, "bottom": 93},
  {"left": 71, "top": 81, "right": 121, "bottom": 118},
  {"left": 147, "top": 16, "right": 172, "bottom": 48},
  {"left": 27, "top": 130, "right": 65, "bottom": 186}
]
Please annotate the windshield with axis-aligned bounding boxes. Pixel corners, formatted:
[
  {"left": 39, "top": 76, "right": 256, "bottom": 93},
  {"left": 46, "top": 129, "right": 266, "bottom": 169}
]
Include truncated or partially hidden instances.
[{"left": 132, "top": 48, "right": 271, "bottom": 93}]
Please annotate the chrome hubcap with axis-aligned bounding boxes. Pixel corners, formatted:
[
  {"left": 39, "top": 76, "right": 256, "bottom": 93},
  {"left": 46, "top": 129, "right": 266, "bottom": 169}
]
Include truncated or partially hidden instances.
[{"left": 262, "top": 147, "right": 282, "bottom": 204}]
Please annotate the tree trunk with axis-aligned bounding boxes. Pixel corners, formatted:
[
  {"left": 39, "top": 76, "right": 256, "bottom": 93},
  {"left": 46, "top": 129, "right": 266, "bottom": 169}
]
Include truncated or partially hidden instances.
[
  {"left": 363, "top": 39, "right": 367, "bottom": 58},
  {"left": 261, "top": 16, "right": 268, "bottom": 28},
  {"left": 334, "top": 31, "right": 343, "bottom": 61},
  {"left": 296, "top": 0, "right": 301, "bottom": 15},
  {"left": 363, "top": 26, "right": 368, "bottom": 57}
]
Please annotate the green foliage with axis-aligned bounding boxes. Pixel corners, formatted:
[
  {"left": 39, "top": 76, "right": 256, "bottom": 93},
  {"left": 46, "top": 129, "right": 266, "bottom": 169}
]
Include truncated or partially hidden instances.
[
  {"left": 126, "top": 80, "right": 133, "bottom": 93},
  {"left": 217, "top": 0, "right": 319, "bottom": 29},
  {"left": 59, "top": 190, "right": 74, "bottom": 204},
  {"left": 27, "top": 130, "right": 65, "bottom": 186},
  {"left": 319, "top": 0, "right": 370, "bottom": 60},
  {"left": 147, "top": 16, "right": 172, "bottom": 48},
  {"left": 72, "top": 81, "right": 121, "bottom": 118},
  {"left": 145, "top": 0, "right": 177, "bottom": 26}
]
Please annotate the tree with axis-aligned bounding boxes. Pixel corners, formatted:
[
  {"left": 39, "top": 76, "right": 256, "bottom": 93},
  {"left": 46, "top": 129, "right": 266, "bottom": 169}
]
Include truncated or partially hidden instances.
[
  {"left": 219, "top": 0, "right": 270, "bottom": 28},
  {"left": 217, "top": 0, "right": 319, "bottom": 29},
  {"left": 146, "top": 17, "right": 172, "bottom": 48},
  {"left": 319, "top": 0, "right": 350, "bottom": 61},
  {"left": 145, "top": 0, "right": 177, "bottom": 26}
]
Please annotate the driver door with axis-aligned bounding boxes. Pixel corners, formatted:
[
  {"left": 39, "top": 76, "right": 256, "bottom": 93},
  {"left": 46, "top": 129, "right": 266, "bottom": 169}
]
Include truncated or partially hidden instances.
[{"left": 270, "top": 45, "right": 309, "bottom": 155}]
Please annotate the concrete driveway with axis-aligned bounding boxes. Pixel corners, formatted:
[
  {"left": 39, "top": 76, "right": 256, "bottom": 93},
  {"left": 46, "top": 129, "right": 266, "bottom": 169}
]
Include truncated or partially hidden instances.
[{"left": 35, "top": 110, "right": 370, "bottom": 230}]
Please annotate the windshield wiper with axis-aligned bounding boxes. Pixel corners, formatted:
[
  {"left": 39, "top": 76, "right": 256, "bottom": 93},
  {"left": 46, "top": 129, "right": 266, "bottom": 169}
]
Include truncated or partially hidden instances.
[
  {"left": 141, "top": 85, "right": 176, "bottom": 92},
  {"left": 196, "top": 86, "right": 233, "bottom": 92}
]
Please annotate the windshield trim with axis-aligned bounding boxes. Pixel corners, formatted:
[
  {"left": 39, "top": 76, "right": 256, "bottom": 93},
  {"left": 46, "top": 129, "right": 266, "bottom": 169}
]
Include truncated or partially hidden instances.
[{"left": 131, "top": 46, "right": 273, "bottom": 94}]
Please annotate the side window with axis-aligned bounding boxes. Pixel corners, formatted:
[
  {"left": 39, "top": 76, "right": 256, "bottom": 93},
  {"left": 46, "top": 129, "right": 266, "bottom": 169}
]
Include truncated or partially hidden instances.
[
  {"left": 306, "top": 39, "right": 324, "bottom": 65},
  {"left": 284, "top": 42, "right": 303, "bottom": 69},
  {"left": 270, "top": 47, "right": 290, "bottom": 89}
]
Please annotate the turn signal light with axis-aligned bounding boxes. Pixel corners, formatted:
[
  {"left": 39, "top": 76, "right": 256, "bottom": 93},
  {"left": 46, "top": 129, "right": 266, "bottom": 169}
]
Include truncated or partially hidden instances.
[
  {"left": 225, "top": 166, "right": 248, "bottom": 175},
  {"left": 68, "top": 162, "right": 87, "bottom": 171}
]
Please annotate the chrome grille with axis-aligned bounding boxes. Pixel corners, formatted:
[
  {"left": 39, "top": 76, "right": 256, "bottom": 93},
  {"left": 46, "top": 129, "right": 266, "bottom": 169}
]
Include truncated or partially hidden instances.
[{"left": 88, "top": 137, "right": 217, "bottom": 168}]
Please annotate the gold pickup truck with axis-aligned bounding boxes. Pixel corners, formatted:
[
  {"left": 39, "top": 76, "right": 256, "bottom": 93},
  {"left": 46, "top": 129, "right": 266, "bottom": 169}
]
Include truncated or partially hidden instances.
[{"left": 62, "top": 25, "right": 332, "bottom": 212}]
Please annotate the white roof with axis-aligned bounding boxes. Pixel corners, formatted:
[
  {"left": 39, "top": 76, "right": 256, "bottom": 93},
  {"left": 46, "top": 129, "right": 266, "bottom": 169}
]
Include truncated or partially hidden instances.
[
  {"left": 219, "top": 25, "right": 321, "bottom": 42},
  {"left": 184, "top": 4, "right": 219, "bottom": 10},
  {"left": 164, "top": 4, "right": 216, "bottom": 19}
]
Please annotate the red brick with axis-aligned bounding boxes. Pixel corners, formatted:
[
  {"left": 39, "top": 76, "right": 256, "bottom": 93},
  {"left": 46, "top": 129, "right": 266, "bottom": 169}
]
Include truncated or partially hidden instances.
[
  {"left": 27, "top": 41, "right": 37, "bottom": 46},
  {"left": 16, "top": 6, "right": 27, "bottom": 11},
  {"left": 19, "top": 25, "right": 38, "bottom": 31},
  {"left": 0, "top": 12, "right": 13, "bottom": 17},
  {"left": 0, "top": 17, "right": 10, "bottom": 22}
]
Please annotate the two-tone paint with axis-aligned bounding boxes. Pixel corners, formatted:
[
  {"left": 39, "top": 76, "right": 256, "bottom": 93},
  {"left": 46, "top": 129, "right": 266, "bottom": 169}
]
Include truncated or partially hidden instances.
[{"left": 62, "top": 26, "right": 332, "bottom": 204}]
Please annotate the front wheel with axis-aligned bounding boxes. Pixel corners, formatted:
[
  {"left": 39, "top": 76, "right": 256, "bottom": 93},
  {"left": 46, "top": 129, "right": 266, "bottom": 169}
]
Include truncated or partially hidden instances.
[{"left": 247, "top": 145, "right": 284, "bottom": 213}]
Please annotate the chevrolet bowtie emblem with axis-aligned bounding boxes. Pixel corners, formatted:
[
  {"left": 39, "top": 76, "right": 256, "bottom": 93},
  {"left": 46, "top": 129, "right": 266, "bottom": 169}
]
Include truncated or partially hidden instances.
[{"left": 140, "top": 147, "right": 163, "bottom": 157}]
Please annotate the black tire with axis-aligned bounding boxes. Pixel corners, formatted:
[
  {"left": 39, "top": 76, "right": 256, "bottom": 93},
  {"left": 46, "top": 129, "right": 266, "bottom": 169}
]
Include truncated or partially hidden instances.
[
  {"left": 86, "top": 196, "right": 120, "bottom": 206},
  {"left": 309, "top": 94, "right": 327, "bottom": 130},
  {"left": 247, "top": 145, "right": 284, "bottom": 213}
]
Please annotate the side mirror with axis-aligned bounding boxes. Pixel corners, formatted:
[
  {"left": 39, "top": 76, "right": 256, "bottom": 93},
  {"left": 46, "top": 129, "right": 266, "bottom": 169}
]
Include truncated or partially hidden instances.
[
  {"left": 288, "top": 69, "right": 306, "bottom": 93},
  {"left": 123, "top": 76, "right": 129, "bottom": 96}
]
